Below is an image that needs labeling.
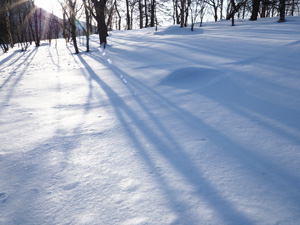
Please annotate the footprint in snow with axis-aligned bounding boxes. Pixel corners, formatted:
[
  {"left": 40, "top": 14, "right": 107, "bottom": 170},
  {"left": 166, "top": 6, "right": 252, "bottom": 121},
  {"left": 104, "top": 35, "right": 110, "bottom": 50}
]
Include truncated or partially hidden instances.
[
  {"left": 62, "top": 182, "right": 80, "bottom": 191},
  {"left": 0, "top": 193, "right": 8, "bottom": 204},
  {"left": 119, "top": 179, "right": 139, "bottom": 192}
]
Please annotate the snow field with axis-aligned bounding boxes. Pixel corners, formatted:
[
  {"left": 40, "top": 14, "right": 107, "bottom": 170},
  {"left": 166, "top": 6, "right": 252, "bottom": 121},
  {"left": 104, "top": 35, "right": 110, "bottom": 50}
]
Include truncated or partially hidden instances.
[{"left": 1, "top": 16, "right": 300, "bottom": 224}]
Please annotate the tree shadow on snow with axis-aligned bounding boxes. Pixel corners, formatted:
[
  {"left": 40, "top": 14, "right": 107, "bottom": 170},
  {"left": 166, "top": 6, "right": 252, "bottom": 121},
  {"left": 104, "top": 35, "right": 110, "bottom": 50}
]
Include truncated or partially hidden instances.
[
  {"left": 161, "top": 67, "right": 300, "bottom": 188},
  {"left": 0, "top": 47, "right": 39, "bottom": 114},
  {"left": 76, "top": 52, "right": 258, "bottom": 225}
]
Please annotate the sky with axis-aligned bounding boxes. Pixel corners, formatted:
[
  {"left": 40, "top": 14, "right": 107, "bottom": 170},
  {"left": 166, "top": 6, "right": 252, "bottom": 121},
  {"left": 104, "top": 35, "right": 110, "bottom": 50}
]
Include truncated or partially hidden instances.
[{"left": 35, "top": 0, "right": 63, "bottom": 17}]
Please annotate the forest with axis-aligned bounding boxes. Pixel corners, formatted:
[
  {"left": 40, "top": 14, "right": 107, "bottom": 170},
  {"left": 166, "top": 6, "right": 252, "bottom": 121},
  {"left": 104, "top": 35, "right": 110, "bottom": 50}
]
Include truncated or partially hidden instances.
[{"left": 1, "top": 0, "right": 300, "bottom": 54}]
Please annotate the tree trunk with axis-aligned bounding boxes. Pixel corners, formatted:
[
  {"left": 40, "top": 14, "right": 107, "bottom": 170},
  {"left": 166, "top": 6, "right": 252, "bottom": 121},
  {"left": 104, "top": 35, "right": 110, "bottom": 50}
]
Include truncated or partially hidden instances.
[
  {"left": 83, "top": 0, "right": 90, "bottom": 52},
  {"left": 180, "top": 0, "right": 185, "bottom": 27},
  {"left": 99, "top": 8, "right": 107, "bottom": 46},
  {"left": 68, "top": 0, "right": 79, "bottom": 53},
  {"left": 184, "top": 0, "right": 191, "bottom": 27},
  {"left": 139, "top": 0, "right": 143, "bottom": 29},
  {"left": 32, "top": 4, "right": 41, "bottom": 47},
  {"left": 190, "top": 10, "right": 194, "bottom": 31},
  {"left": 214, "top": 6, "right": 218, "bottom": 21},
  {"left": 220, "top": 0, "right": 224, "bottom": 19},
  {"left": 150, "top": 0, "right": 156, "bottom": 27},
  {"left": 126, "top": 0, "right": 131, "bottom": 29},
  {"left": 231, "top": 0, "right": 235, "bottom": 26},
  {"left": 92, "top": 0, "right": 108, "bottom": 47},
  {"left": 291, "top": 0, "right": 294, "bottom": 16},
  {"left": 115, "top": 1, "right": 121, "bottom": 30},
  {"left": 278, "top": 0, "right": 286, "bottom": 22},
  {"left": 175, "top": 0, "right": 180, "bottom": 24},
  {"left": 70, "top": 15, "right": 79, "bottom": 53},
  {"left": 250, "top": 0, "right": 261, "bottom": 20},
  {"left": 144, "top": 0, "right": 149, "bottom": 27},
  {"left": 62, "top": 5, "right": 67, "bottom": 43},
  {"left": 130, "top": 3, "right": 135, "bottom": 29},
  {"left": 106, "top": 2, "right": 114, "bottom": 31}
]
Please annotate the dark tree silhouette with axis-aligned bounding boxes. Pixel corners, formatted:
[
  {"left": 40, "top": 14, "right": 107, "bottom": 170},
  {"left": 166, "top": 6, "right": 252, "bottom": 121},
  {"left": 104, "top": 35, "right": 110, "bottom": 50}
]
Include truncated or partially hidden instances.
[{"left": 91, "top": 0, "right": 108, "bottom": 48}]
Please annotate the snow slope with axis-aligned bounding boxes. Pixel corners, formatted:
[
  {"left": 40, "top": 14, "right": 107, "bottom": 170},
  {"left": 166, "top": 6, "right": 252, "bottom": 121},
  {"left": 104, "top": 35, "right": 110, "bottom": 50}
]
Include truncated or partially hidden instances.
[{"left": 1, "top": 16, "right": 300, "bottom": 225}]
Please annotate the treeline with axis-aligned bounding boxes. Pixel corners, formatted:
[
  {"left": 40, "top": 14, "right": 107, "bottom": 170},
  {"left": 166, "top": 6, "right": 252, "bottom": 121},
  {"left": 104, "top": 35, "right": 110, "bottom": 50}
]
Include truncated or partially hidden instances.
[
  {"left": 115, "top": 0, "right": 299, "bottom": 29},
  {"left": 0, "top": 0, "right": 109, "bottom": 54},
  {"left": 1, "top": 0, "right": 299, "bottom": 54},
  {"left": 0, "top": 0, "right": 62, "bottom": 52}
]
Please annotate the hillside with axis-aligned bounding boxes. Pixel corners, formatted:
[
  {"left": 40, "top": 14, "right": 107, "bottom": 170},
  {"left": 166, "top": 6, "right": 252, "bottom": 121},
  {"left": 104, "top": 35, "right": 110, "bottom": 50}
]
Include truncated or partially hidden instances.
[{"left": 1, "top": 16, "right": 300, "bottom": 225}]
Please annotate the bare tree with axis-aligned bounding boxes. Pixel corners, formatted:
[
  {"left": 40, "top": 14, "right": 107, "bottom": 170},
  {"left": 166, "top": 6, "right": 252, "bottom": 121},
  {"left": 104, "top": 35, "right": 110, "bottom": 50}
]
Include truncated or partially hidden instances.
[
  {"left": 184, "top": 0, "right": 192, "bottom": 27},
  {"left": 172, "top": 0, "right": 180, "bottom": 24},
  {"left": 180, "top": 0, "right": 186, "bottom": 27},
  {"left": 47, "top": 12, "right": 60, "bottom": 44},
  {"left": 27, "top": 0, "right": 42, "bottom": 47},
  {"left": 278, "top": 0, "right": 286, "bottom": 21},
  {"left": 114, "top": 0, "right": 121, "bottom": 30},
  {"left": 83, "top": 0, "right": 92, "bottom": 51},
  {"left": 106, "top": 0, "right": 115, "bottom": 30},
  {"left": 190, "top": 0, "right": 206, "bottom": 30},
  {"left": 61, "top": 2, "right": 69, "bottom": 43},
  {"left": 14, "top": 0, "right": 32, "bottom": 50},
  {"left": 138, "top": 0, "right": 143, "bottom": 28},
  {"left": 60, "top": 0, "right": 80, "bottom": 53},
  {"left": 91, "top": 0, "right": 108, "bottom": 47},
  {"left": 125, "top": 0, "right": 131, "bottom": 29},
  {"left": 0, "top": 0, "right": 13, "bottom": 52},
  {"left": 226, "top": 0, "right": 248, "bottom": 25},
  {"left": 205, "top": 0, "right": 220, "bottom": 21},
  {"left": 220, "top": 0, "right": 224, "bottom": 19},
  {"left": 150, "top": 0, "right": 156, "bottom": 27},
  {"left": 69, "top": 0, "right": 79, "bottom": 53},
  {"left": 250, "top": 0, "right": 260, "bottom": 20},
  {"left": 144, "top": 0, "right": 149, "bottom": 26}
]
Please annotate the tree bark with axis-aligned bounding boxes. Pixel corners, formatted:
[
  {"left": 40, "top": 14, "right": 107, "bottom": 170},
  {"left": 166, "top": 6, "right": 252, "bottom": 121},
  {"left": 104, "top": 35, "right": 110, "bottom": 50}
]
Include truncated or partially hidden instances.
[
  {"left": 150, "top": 0, "right": 156, "bottom": 27},
  {"left": 114, "top": 1, "right": 121, "bottom": 30},
  {"left": 83, "top": 0, "right": 91, "bottom": 52},
  {"left": 64, "top": 0, "right": 79, "bottom": 54},
  {"left": 139, "top": 0, "right": 143, "bottom": 29},
  {"left": 278, "top": 0, "right": 286, "bottom": 22},
  {"left": 220, "top": 0, "right": 223, "bottom": 19},
  {"left": 91, "top": 0, "right": 108, "bottom": 47},
  {"left": 250, "top": 0, "right": 260, "bottom": 20},
  {"left": 144, "top": 0, "right": 149, "bottom": 27},
  {"left": 34, "top": 7, "right": 40, "bottom": 47},
  {"left": 69, "top": 0, "right": 79, "bottom": 54},
  {"left": 184, "top": 0, "right": 191, "bottom": 27},
  {"left": 180, "top": 0, "right": 186, "bottom": 27},
  {"left": 125, "top": 0, "right": 131, "bottom": 29}
]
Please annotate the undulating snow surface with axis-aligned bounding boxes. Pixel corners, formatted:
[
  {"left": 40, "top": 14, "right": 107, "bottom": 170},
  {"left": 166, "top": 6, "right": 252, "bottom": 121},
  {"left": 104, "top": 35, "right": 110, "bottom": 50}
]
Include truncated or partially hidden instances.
[{"left": 1, "top": 16, "right": 300, "bottom": 225}]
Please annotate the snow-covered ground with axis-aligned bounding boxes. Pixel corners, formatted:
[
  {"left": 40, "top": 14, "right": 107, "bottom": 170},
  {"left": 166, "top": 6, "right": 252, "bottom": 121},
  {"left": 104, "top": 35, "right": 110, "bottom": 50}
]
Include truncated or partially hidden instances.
[{"left": 1, "top": 16, "right": 300, "bottom": 225}]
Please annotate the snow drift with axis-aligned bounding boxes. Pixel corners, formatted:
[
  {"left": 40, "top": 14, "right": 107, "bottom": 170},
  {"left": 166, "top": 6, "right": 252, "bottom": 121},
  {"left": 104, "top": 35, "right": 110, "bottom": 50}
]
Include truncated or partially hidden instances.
[{"left": 1, "top": 16, "right": 300, "bottom": 225}]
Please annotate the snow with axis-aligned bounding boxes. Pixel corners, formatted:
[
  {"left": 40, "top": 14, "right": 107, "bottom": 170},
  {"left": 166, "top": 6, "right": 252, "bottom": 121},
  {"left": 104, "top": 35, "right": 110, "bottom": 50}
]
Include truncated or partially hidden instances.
[{"left": 1, "top": 16, "right": 300, "bottom": 224}]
